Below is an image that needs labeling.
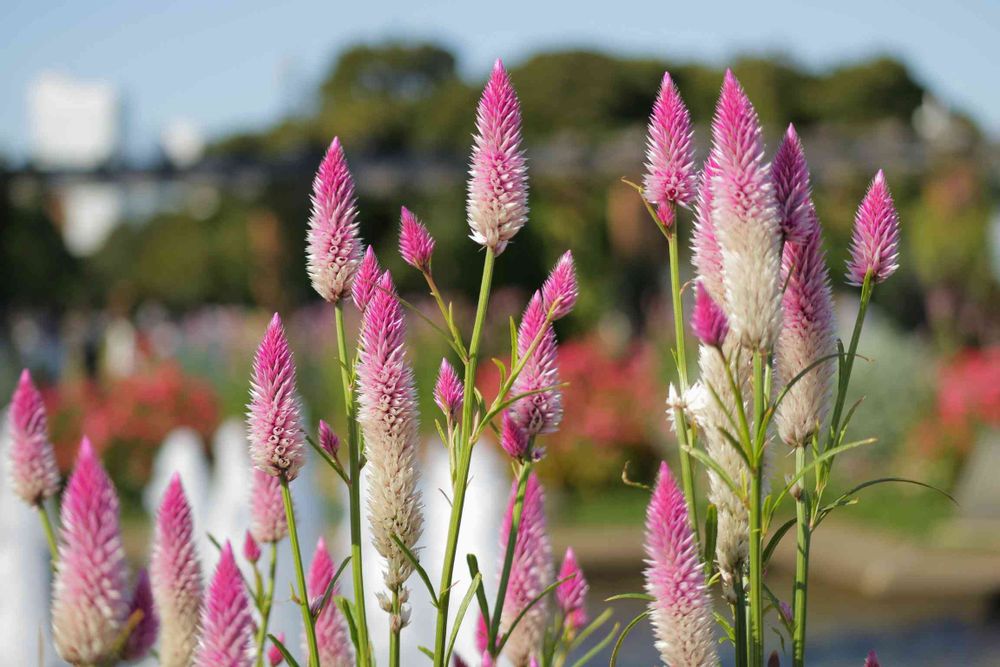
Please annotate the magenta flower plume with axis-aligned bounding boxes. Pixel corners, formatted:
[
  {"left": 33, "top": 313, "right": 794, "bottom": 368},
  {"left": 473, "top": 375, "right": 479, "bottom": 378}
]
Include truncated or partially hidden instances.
[
  {"left": 475, "top": 613, "right": 489, "bottom": 654},
  {"left": 318, "top": 419, "right": 340, "bottom": 458},
  {"left": 507, "top": 293, "right": 562, "bottom": 453},
  {"left": 540, "top": 251, "right": 578, "bottom": 321},
  {"left": 250, "top": 468, "right": 288, "bottom": 544},
  {"left": 243, "top": 530, "right": 261, "bottom": 564},
  {"left": 351, "top": 245, "right": 382, "bottom": 310},
  {"left": 467, "top": 59, "right": 529, "bottom": 255},
  {"left": 306, "top": 538, "right": 354, "bottom": 666},
  {"left": 555, "top": 547, "right": 588, "bottom": 633},
  {"left": 498, "top": 472, "right": 553, "bottom": 666},
  {"left": 307, "top": 137, "right": 363, "bottom": 303},
  {"left": 194, "top": 542, "right": 254, "bottom": 667},
  {"left": 399, "top": 206, "right": 436, "bottom": 272},
  {"left": 846, "top": 170, "right": 900, "bottom": 286},
  {"left": 434, "top": 358, "right": 464, "bottom": 423},
  {"left": 356, "top": 271, "right": 424, "bottom": 597},
  {"left": 692, "top": 156, "right": 726, "bottom": 304},
  {"left": 691, "top": 283, "right": 729, "bottom": 348},
  {"left": 864, "top": 650, "right": 880, "bottom": 667},
  {"left": 247, "top": 313, "right": 305, "bottom": 480},
  {"left": 709, "top": 70, "right": 783, "bottom": 350},
  {"left": 52, "top": 437, "right": 131, "bottom": 665},
  {"left": 151, "top": 474, "right": 204, "bottom": 667},
  {"left": 773, "top": 127, "right": 836, "bottom": 446},
  {"left": 500, "top": 413, "right": 530, "bottom": 460},
  {"left": 643, "top": 72, "right": 697, "bottom": 223},
  {"left": 7, "top": 369, "right": 60, "bottom": 505},
  {"left": 268, "top": 634, "right": 285, "bottom": 666},
  {"left": 122, "top": 569, "right": 159, "bottom": 662},
  {"left": 644, "top": 462, "right": 716, "bottom": 667}
]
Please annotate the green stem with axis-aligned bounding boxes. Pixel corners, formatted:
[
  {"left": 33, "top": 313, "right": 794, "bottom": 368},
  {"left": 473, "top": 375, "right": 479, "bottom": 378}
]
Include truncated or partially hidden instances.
[
  {"left": 747, "top": 350, "right": 766, "bottom": 667},
  {"left": 827, "top": 272, "right": 873, "bottom": 450},
  {"left": 334, "top": 304, "right": 371, "bottom": 666},
  {"left": 389, "top": 588, "right": 401, "bottom": 667},
  {"left": 254, "top": 543, "right": 279, "bottom": 667},
  {"left": 792, "top": 446, "right": 810, "bottom": 667},
  {"left": 433, "top": 250, "right": 495, "bottom": 667},
  {"left": 488, "top": 462, "right": 532, "bottom": 653},
  {"left": 37, "top": 503, "right": 58, "bottom": 568},
  {"left": 734, "top": 577, "right": 749, "bottom": 667},
  {"left": 280, "top": 476, "right": 320, "bottom": 667}
]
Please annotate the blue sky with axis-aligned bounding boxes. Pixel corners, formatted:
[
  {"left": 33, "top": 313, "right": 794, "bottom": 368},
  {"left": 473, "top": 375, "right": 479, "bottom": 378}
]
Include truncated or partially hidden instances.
[{"left": 2, "top": 0, "right": 998, "bottom": 160}]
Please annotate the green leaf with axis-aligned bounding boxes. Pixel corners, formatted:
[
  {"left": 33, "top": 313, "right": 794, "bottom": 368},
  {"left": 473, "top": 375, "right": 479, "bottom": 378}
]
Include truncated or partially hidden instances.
[
  {"left": 570, "top": 621, "right": 621, "bottom": 667},
  {"left": 773, "top": 437, "right": 878, "bottom": 509},
  {"left": 703, "top": 504, "right": 718, "bottom": 577},
  {"left": 609, "top": 610, "right": 651, "bottom": 667},
  {"left": 312, "top": 555, "right": 352, "bottom": 621},
  {"left": 682, "top": 445, "right": 742, "bottom": 498},
  {"left": 391, "top": 534, "right": 438, "bottom": 607},
  {"left": 497, "top": 576, "right": 573, "bottom": 654},
  {"left": 509, "top": 316, "right": 520, "bottom": 367},
  {"left": 466, "top": 554, "right": 491, "bottom": 633},
  {"left": 418, "top": 646, "right": 435, "bottom": 661},
  {"left": 604, "top": 592, "right": 654, "bottom": 603},
  {"left": 335, "top": 596, "right": 360, "bottom": 653},
  {"left": 445, "top": 573, "right": 482, "bottom": 666},
  {"left": 267, "top": 633, "right": 302, "bottom": 667},
  {"left": 568, "top": 607, "right": 613, "bottom": 652},
  {"left": 762, "top": 518, "right": 796, "bottom": 566},
  {"left": 815, "top": 477, "right": 956, "bottom": 529},
  {"left": 305, "top": 434, "right": 350, "bottom": 485}
]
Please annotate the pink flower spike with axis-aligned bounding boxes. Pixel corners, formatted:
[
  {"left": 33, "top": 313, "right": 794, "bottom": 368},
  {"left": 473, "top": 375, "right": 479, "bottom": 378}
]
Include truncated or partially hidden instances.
[
  {"left": 644, "top": 72, "right": 697, "bottom": 214},
  {"left": 644, "top": 462, "right": 717, "bottom": 667},
  {"left": 122, "top": 569, "right": 159, "bottom": 661},
  {"left": 307, "top": 137, "right": 363, "bottom": 303},
  {"left": 7, "top": 369, "right": 60, "bottom": 505},
  {"left": 556, "top": 547, "right": 589, "bottom": 633},
  {"left": 434, "top": 359, "right": 464, "bottom": 423},
  {"left": 691, "top": 283, "right": 729, "bottom": 348},
  {"left": 507, "top": 293, "right": 562, "bottom": 448},
  {"left": 194, "top": 542, "right": 254, "bottom": 667},
  {"left": 399, "top": 206, "right": 436, "bottom": 272},
  {"left": 306, "top": 537, "right": 354, "bottom": 666},
  {"left": 52, "top": 437, "right": 131, "bottom": 665},
  {"left": 467, "top": 58, "right": 529, "bottom": 255},
  {"left": 351, "top": 245, "right": 382, "bottom": 311},
  {"left": 475, "top": 613, "right": 489, "bottom": 653},
  {"left": 247, "top": 313, "right": 305, "bottom": 480},
  {"left": 864, "top": 650, "right": 881, "bottom": 667},
  {"left": 151, "top": 473, "right": 203, "bottom": 667},
  {"left": 268, "top": 633, "right": 285, "bottom": 666},
  {"left": 846, "top": 170, "right": 900, "bottom": 286},
  {"left": 772, "top": 125, "right": 815, "bottom": 244},
  {"left": 541, "top": 251, "right": 578, "bottom": 320},
  {"left": 481, "top": 651, "right": 495, "bottom": 667},
  {"left": 692, "top": 156, "right": 726, "bottom": 304},
  {"left": 243, "top": 530, "right": 261, "bottom": 564},
  {"left": 250, "top": 468, "right": 288, "bottom": 544},
  {"left": 318, "top": 419, "right": 340, "bottom": 458},
  {"left": 500, "top": 412, "right": 531, "bottom": 460}
]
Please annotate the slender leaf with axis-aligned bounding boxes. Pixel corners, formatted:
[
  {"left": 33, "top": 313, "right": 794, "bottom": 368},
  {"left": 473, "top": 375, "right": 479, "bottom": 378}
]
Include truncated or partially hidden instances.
[
  {"left": 610, "top": 610, "right": 651, "bottom": 667},
  {"left": 267, "top": 633, "right": 302, "bottom": 667},
  {"left": 445, "top": 573, "right": 482, "bottom": 666},
  {"left": 762, "top": 518, "right": 796, "bottom": 566},
  {"left": 466, "top": 554, "right": 491, "bottom": 633},
  {"left": 604, "top": 592, "right": 654, "bottom": 603},
  {"left": 391, "top": 534, "right": 438, "bottom": 607},
  {"left": 496, "top": 576, "right": 573, "bottom": 654},
  {"left": 568, "top": 607, "right": 613, "bottom": 652},
  {"left": 570, "top": 621, "right": 621, "bottom": 667}
]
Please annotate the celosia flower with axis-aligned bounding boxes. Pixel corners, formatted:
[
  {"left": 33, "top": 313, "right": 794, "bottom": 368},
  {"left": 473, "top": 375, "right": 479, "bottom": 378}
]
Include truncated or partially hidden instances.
[
  {"left": 250, "top": 468, "right": 288, "bottom": 544},
  {"left": 7, "top": 369, "right": 60, "bottom": 505},
  {"left": 151, "top": 473, "right": 203, "bottom": 667},
  {"left": 247, "top": 313, "right": 305, "bottom": 480},
  {"left": 467, "top": 59, "right": 528, "bottom": 255},
  {"left": 709, "top": 70, "right": 783, "bottom": 350},
  {"left": 644, "top": 462, "right": 716, "bottom": 667},
  {"left": 507, "top": 293, "right": 562, "bottom": 447},
  {"left": 500, "top": 413, "right": 531, "bottom": 460},
  {"left": 122, "top": 569, "right": 159, "bottom": 662},
  {"left": 52, "top": 437, "right": 131, "bottom": 665},
  {"left": 475, "top": 613, "right": 489, "bottom": 654},
  {"left": 356, "top": 271, "right": 424, "bottom": 595},
  {"left": 318, "top": 419, "right": 340, "bottom": 458},
  {"left": 540, "top": 251, "right": 578, "bottom": 321},
  {"left": 691, "top": 283, "right": 729, "bottom": 348},
  {"left": 846, "top": 170, "right": 900, "bottom": 286},
  {"left": 864, "top": 650, "right": 880, "bottom": 667},
  {"left": 692, "top": 157, "right": 726, "bottom": 305},
  {"left": 556, "top": 547, "right": 588, "bottom": 633},
  {"left": 307, "top": 538, "right": 354, "bottom": 666},
  {"left": 498, "top": 472, "right": 553, "bottom": 667},
  {"left": 399, "top": 206, "right": 436, "bottom": 272},
  {"left": 434, "top": 359, "right": 464, "bottom": 423},
  {"left": 268, "top": 633, "right": 285, "bottom": 667},
  {"left": 665, "top": 382, "right": 708, "bottom": 436},
  {"left": 194, "top": 542, "right": 254, "bottom": 667},
  {"left": 773, "top": 126, "right": 835, "bottom": 446},
  {"left": 351, "top": 245, "right": 382, "bottom": 310},
  {"left": 307, "top": 137, "right": 363, "bottom": 303},
  {"left": 643, "top": 72, "right": 697, "bottom": 226},
  {"left": 481, "top": 651, "right": 495, "bottom": 667},
  {"left": 243, "top": 530, "right": 261, "bottom": 564}
]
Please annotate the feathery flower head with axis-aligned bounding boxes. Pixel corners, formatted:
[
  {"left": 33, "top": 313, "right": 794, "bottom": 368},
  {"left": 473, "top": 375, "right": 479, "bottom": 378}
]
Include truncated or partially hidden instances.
[
  {"left": 643, "top": 72, "right": 697, "bottom": 219},
  {"left": 507, "top": 293, "right": 562, "bottom": 445},
  {"left": 151, "top": 473, "right": 203, "bottom": 667},
  {"left": 268, "top": 634, "right": 285, "bottom": 666},
  {"left": 692, "top": 156, "right": 726, "bottom": 304},
  {"left": 691, "top": 283, "right": 729, "bottom": 348},
  {"left": 194, "top": 542, "right": 254, "bottom": 667},
  {"left": 250, "top": 468, "right": 288, "bottom": 544},
  {"left": 318, "top": 419, "right": 340, "bottom": 458},
  {"left": 307, "top": 538, "right": 354, "bottom": 666},
  {"left": 7, "top": 369, "right": 60, "bottom": 505},
  {"left": 52, "top": 437, "right": 131, "bottom": 665},
  {"left": 499, "top": 472, "right": 553, "bottom": 666},
  {"left": 864, "top": 650, "right": 880, "bottom": 667},
  {"left": 356, "top": 271, "right": 424, "bottom": 594},
  {"left": 467, "top": 59, "right": 528, "bottom": 255},
  {"left": 666, "top": 382, "right": 708, "bottom": 435},
  {"left": 481, "top": 651, "right": 495, "bottom": 667},
  {"left": 644, "top": 462, "right": 717, "bottom": 667},
  {"left": 351, "top": 245, "right": 382, "bottom": 310},
  {"left": 243, "top": 530, "right": 261, "bottom": 564},
  {"left": 540, "top": 251, "right": 578, "bottom": 321},
  {"left": 475, "top": 613, "right": 489, "bottom": 654},
  {"left": 500, "top": 412, "right": 531, "bottom": 460},
  {"left": 556, "top": 547, "right": 589, "bottom": 633},
  {"left": 846, "top": 170, "right": 900, "bottom": 286},
  {"left": 434, "top": 358, "right": 464, "bottom": 423},
  {"left": 122, "top": 569, "right": 159, "bottom": 662},
  {"left": 307, "top": 137, "right": 363, "bottom": 303},
  {"left": 399, "top": 206, "right": 436, "bottom": 272},
  {"left": 709, "top": 70, "right": 783, "bottom": 350},
  {"left": 772, "top": 125, "right": 815, "bottom": 244},
  {"left": 247, "top": 313, "right": 304, "bottom": 480}
]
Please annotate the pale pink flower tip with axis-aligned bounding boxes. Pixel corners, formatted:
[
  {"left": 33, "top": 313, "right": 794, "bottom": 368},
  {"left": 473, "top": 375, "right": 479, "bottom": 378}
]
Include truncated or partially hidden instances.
[
  {"left": 434, "top": 358, "right": 464, "bottom": 423},
  {"left": 467, "top": 58, "right": 529, "bottom": 254},
  {"left": 644, "top": 462, "right": 717, "bottom": 667},
  {"left": 52, "top": 437, "right": 131, "bottom": 665},
  {"left": 318, "top": 419, "right": 340, "bottom": 458},
  {"left": 541, "top": 251, "right": 578, "bottom": 321},
  {"left": 122, "top": 569, "right": 159, "bottom": 661},
  {"left": 846, "top": 170, "right": 900, "bottom": 286},
  {"left": 772, "top": 125, "right": 815, "bottom": 244},
  {"left": 500, "top": 412, "right": 531, "bottom": 460},
  {"left": 351, "top": 245, "right": 382, "bottom": 311},
  {"left": 691, "top": 283, "right": 729, "bottom": 347},
  {"left": 644, "top": 72, "right": 697, "bottom": 216},
  {"left": 247, "top": 313, "right": 305, "bottom": 480},
  {"left": 268, "top": 633, "right": 285, "bottom": 666},
  {"left": 399, "top": 206, "right": 436, "bottom": 272},
  {"left": 507, "top": 293, "right": 562, "bottom": 450},
  {"left": 307, "top": 137, "right": 363, "bottom": 303},
  {"left": 556, "top": 547, "right": 589, "bottom": 633},
  {"left": 864, "top": 650, "right": 881, "bottom": 667},
  {"left": 7, "top": 368, "right": 60, "bottom": 505},
  {"left": 692, "top": 156, "right": 726, "bottom": 304},
  {"left": 243, "top": 530, "right": 261, "bottom": 564},
  {"left": 307, "top": 537, "right": 354, "bottom": 666},
  {"left": 194, "top": 542, "right": 254, "bottom": 667},
  {"left": 250, "top": 468, "right": 288, "bottom": 544}
]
